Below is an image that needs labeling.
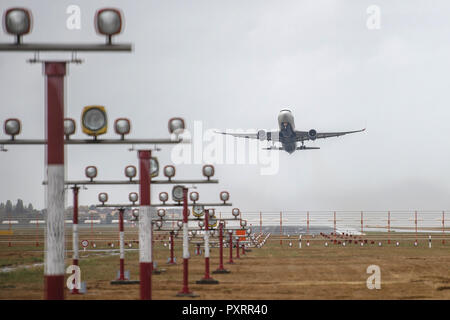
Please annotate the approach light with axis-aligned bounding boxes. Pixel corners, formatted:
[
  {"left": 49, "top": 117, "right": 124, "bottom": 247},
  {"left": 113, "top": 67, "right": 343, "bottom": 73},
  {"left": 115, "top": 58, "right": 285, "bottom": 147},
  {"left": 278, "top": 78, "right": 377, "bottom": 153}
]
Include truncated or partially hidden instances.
[
  {"left": 191, "top": 230, "right": 197, "bottom": 237},
  {"left": 220, "top": 191, "right": 230, "bottom": 203},
  {"left": 231, "top": 208, "right": 240, "bottom": 219},
  {"left": 124, "top": 165, "right": 137, "bottom": 181},
  {"left": 208, "top": 210, "right": 215, "bottom": 219},
  {"left": 202, "top": 164, "right": 215, "bottom": 180},
  {"left": 150, "top": 157, "right": 159, "bottom": 178},
  {"left": 128, "top": 192, "right": 138, "bottom": 204},
  {"left": 114, "top": 118, "right": 130, "bottom": 139},
  {"left": 208, "top": 214, "right": 218, "bottom": 228},
  {"left": 189, "top": 191, "right": 199, "bottom": 203},
  {"left": 246, "top": 229, "right": 251, "bottom": 236},
  {"left": 85, "top": 166, "right": 98, "bottom": 181},
  {"left": 157, "top": 209, "right": 165, "bottom": 219},
  {"left": 198, "top": 220, "right": 205, "bottom": 228},
  {"left": 240, "top": 220, "right": 247, "bottom": 228},
  {"left": 177, "top": 220, "right": 183, "bottom": 229},
  {"left": 163, "top": 165, "right": 176, "bottom": 181},
  {"left": 95, "top": 8, "right": 122, "bottom": 44},
  {"left": 98, "top": 192, "right": 108, "bottom": 204},
  {"left": 228, "top": 229, "right": 233, "bottom": 235},
  {"left": 3, "top": 8, "right": 32, "bottom": 44},
  {"left": 159, "top": 192, "right": 168, "bottom": 204},
  {"left": 63, "top": 118, "right": 76, "bottom": 139},
  {"left": 132, "top": 209, "right": 139, "bottom": 219},
  {"left": 155, "top": 220, "right": 162, "bottom": 230},
  {"left": 209, "top": 229, "right": 216, "bottom": 237},
  {"left": 193, "top": 205, "right": 204, "bottom": 218},
  {"left": 3, "top": 118, "right": 21, "bottom": 140},
  {"left": 81, "top": 106, "right": 107, "bottom": 138},
  {"left": 172, "top": 185, "right": 185, "bottom": 203},
  {"left": 168, "top": 117, "right": 185, "bottom": 135}
]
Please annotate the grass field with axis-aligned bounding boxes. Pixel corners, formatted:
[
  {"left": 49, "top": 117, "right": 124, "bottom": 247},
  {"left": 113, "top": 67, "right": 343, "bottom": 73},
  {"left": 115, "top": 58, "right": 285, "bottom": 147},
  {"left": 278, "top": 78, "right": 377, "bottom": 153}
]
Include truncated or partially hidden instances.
[{"left": 0, "top": 227, "right": 449, "bottom": 300}]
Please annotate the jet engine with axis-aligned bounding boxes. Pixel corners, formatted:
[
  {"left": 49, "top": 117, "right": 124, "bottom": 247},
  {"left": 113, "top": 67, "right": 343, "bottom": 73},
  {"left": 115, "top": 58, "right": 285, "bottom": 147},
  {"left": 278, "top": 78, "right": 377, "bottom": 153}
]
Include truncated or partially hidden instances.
[
  {"left": 308, "top": 129, "right": 317, "bottom": 140},
  {"left": 257, "top": 129, "right": 267, "bottom": 141}
]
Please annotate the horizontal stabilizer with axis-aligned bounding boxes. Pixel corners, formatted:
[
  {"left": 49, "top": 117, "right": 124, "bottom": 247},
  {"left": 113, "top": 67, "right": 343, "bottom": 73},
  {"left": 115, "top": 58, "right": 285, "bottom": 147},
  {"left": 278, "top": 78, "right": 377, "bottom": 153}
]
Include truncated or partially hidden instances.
[{"left": 296, "top": 146, "right": 320, "bottom": 150}]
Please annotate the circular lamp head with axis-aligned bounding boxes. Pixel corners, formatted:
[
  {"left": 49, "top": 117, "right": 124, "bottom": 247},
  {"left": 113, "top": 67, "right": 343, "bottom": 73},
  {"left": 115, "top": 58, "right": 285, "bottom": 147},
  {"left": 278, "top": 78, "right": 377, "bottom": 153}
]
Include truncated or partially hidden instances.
[
  {"left": 3, "top": 8, "right": 32, "bottom": 44},
  {"left": 198, "top": 220, "right": 205, "bottom": 228},
  {"left": 231, "top": 208, "right": 240, "bottom": 218},
  {"left": 202, "top": 164, "right": 215, "bottom": 180},
  {"left": 159, "top": 192, "right": 168, "bottom": 204},
  {"left": 150, "top": 157, "right": 159, "bottom": 178},
  {"left": 193, "top": 205, "right": 204, "bottom": 218},
  {"left": 209, "top": 229, "right": 216, "bottom": 237},
  {"left": 95, "top": 8, "right": 122, "bottom": 44},
  {"left": 85, "top": 166, "right": 98, "bottom": 181},
  {"left": 157, "top": 209, "right": 165, "bottom": 218},
  {"left": 168, "top": 117, "right": 185, "bottom": 135},
  {"left": 189, "top": 191, "right": 199, "bottom": 203},
  {"left": 124, "top": 165, "right": 137, "bottom": 181},
  {"left": 128, "top": 192, "right": 138, "bottom": 204},
  {"left": 220, "top": 191, "right": 230, "bottom": 203},
  {"left": 163, "top": 165, "right": 175, "bottom": 180},
  {"left": 155, "top": 220, "right": 162, "bottom": 229},
  {"left": 4, "top": 118, "right": 21, "bottom": 140},
  {"left": 177, "top": 220, "right": 183, "bottom": 229},
  {"left": 64, "top": 118, "right": 76, "bottom": 139},
  {"left": 208, "top": 215, "right": 218, "bottom": 228},
  {"left": 132, "top": 209, "right": 139, "bottom": 218},
  {"left": 228, "top": 229, "right": 233, "bottom": 235},
  {"left": 98, "top": 192, "right": 108, "bottom": 204},
  {"left": 240, "top": 220, "right": 247, "bottom": 228},
  {"left": 172, "top": 185, "right": 185, "bottom": 203},
  {"left": 81, "top": 106, "right": 107, "bottom": 138},
  {"left": 114, "top": 118, "right": 130, "bottom": 139},
  {"left": 191, "top": 230, "right": 197, "bottom": 237}
]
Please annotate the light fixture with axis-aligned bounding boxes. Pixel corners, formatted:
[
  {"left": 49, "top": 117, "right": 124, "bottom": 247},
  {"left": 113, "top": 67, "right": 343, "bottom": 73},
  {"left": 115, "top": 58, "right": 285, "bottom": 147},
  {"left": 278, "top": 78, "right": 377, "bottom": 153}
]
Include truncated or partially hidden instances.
[
  {"left": 128, "top": 192, "right": 138, "bottom": 204},
  {"left": 198, "top": 220, "right": 205, "bottom": 229},
  {"left": 208, "top": 214, "right": 218, "bottom": 228},
  {"left": 155, "top": 220, "right": 162, "bottom": 230},
  {"left": 177, "top": 220, "right": 183, "bottom": 229},
  {"left": 246, "top": 229, "right": 251, "bottom": 236},
  {"left": 114, "top": 118, "right": 130, "bottom": 140},
  {"left": 191, "top": 230, "right": 197, "bottom": 237},
  {"left": 3, "top": 8, "right": 32, "bottom": 44},
  {"left": 192, "top": 205, "right": 204, "bottom": 218},
  {"left": 202, "top": 164, "right": 214, "bottom": 180},
  {"left": 81, "top": 106, "right": 107, "bottom": 139},
  {"left": 240, "top": 220, "right": 247, "bottom": 228},
  {"left": 85, "top": 166, "right": 98, "bottom": 181},
  {"left": 124, "top": 165, "right": 137, "bottom": 181},
  {"left": 98, "top": 192, "right": 108, "bottom": 204},
  {"left": 159, "top": 192, "right": 168, "bottom": 204},
  {"left": 172, "top": 185, "right": 185, "bottom": 203},
  {"left": 157, "top": 209, "right": 165, "bottom": 219},
  {"left": 231, "top": 208, "right": 240, "bottom": 219},
  {"left": 132, "top": 209, "right": 139, "bottom": 219},
  {"left": 163, "top": 165, "right": 175, "bottom": 181},
  {"left": 150, "top": 157, "right": 159, "bottom": 178},
  {"left": 64, "top": 118, "right": 76, "bottom": 139},
  {"left": 228, "top": 229, "right": 233, "bottom": 235},
  {"left": 220, "top": 191, "right": 230, "bottom": 204},
  {"left": 95, "top": 8, "right": 122, "bottom": 44},
  {"left": 168, "top": 117, "right": 185, "bottom": 135},
  {"left": 189, "top": 191, "right": 199, "bottom": 203},
  {"left": 3, "top": 118, "right": 21, "bottom": 140}
]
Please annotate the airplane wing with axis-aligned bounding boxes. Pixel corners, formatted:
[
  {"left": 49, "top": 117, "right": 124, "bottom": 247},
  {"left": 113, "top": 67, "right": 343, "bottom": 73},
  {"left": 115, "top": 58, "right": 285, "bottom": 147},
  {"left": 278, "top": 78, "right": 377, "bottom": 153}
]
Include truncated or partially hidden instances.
[
  {"left": 215, "top": 130, "right": 280, "bottom": 141},
  {"left": 295, "top": 128, "right": 365, "bottom": 142}
]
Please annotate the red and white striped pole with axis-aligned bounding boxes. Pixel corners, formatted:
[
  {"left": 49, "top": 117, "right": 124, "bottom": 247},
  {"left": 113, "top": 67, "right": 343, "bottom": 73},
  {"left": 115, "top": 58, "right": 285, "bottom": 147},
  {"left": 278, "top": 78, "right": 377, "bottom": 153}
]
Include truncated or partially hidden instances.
[
  {"left": 138, "top": 150, "right": 152, "bottom": 300},
  {"left": 44, "top": 62, "right": 66, "bottom": 300},
  {"left": 197, "top": 209, "right": 218, "bottom": 284},
  {"left": 213, "top": 222, "right": 229, "bottom": 273},
  {"left": 177, "top": 187, "right": 197, "bottom": 296},
  {"left": 168, "top": 231, "right": 176, "bottom": 265},
  {"left": 71, "top": 186, "right": 80, "bottom": 294},
  {"left": 118, "top": 208, "right": 126, "bottom": 280}
]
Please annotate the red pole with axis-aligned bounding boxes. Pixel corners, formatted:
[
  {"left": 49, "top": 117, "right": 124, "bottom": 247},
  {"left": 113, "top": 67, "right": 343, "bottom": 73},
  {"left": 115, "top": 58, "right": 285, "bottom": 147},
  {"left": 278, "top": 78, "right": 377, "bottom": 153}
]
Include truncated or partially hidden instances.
[
  {"left": 71, "top": 186, "right": 80, "bottom": 294},
  {"left": 228, "top": 231, "right": 234, "bottom": 264},
  {"left": 213, "top": 222, "right": 229, "bottom": 273},
  {"left": 242, "top": 242, "right": 245, "bottom": 255},
  {"left": 44, "top": 62, "right": 66, "bottom": 300},
  {"left": 177, "top": 188, "right": 196, "bottom": 296},
  {"left": 138, "top": 150, "right": 152, "bottom": 300},
  {"left": 197, "top": 210, "right": 218, "bottom": 284},
  {"left": 280, "top": 211, "right": 282, "bottom": 246},
  {"left": 236, "top": 236, "right": 240, "bottom": 259},
  {"left": 118, "top": 208, "right": 126, "bottom": 280},
  {"left": 387, "top": 211, "right": 391, "bottom": 244}
]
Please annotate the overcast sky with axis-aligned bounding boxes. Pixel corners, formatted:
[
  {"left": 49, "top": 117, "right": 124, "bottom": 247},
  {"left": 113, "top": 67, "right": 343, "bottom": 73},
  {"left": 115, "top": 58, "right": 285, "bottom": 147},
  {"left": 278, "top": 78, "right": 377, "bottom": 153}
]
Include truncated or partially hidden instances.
[{"left": 1, "top": 0, "right": 450, "bottom": 213}]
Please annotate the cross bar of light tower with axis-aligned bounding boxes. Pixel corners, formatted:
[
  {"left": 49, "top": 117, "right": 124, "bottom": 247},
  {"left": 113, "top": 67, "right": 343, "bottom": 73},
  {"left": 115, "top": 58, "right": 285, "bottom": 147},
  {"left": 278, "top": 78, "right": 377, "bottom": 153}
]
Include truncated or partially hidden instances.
[{"left": 0, "top": 138, "right": 183, "bottom": 145}]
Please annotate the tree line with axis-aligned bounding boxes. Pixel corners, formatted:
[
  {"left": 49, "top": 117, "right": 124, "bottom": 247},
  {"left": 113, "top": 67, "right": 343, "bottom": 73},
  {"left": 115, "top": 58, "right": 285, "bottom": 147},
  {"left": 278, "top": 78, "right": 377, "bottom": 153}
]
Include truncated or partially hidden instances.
[{"left": 0, "top": 199, "right": 41, "bottom": 217}]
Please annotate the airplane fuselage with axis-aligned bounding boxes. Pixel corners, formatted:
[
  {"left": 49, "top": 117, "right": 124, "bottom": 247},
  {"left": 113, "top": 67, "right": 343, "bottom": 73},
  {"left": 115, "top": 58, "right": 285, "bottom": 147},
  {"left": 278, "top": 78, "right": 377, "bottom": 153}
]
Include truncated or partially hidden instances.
[{"left": 277, "top": 110, "right": 297, "bottom": 154}]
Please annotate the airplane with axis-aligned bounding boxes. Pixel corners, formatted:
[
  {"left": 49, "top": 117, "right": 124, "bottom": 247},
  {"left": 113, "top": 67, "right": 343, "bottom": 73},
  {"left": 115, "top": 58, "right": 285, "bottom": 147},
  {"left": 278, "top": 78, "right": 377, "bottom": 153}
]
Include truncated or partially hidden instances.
[{"left": 215, "top": 109, "right": 365, "bottom": 154}]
